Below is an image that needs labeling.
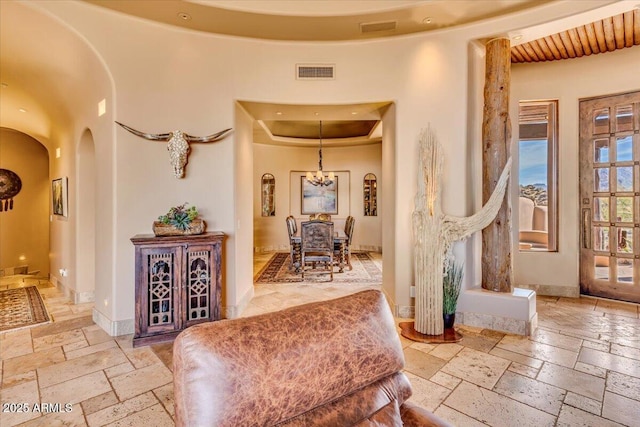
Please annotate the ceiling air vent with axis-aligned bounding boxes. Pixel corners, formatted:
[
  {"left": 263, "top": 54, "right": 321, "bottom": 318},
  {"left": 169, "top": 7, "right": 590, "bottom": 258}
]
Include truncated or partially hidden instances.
[
  {"left": 360, "top": 20, "right": 397, "bottom": 34},
  {"left": 296, "top": 64, "right": 335, "bottom": 80}
]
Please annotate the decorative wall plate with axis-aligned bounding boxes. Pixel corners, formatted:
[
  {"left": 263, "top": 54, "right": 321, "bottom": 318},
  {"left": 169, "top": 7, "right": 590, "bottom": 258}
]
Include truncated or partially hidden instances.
[{"left": 0, "top": 168, "right": 22, "bottom": 211}]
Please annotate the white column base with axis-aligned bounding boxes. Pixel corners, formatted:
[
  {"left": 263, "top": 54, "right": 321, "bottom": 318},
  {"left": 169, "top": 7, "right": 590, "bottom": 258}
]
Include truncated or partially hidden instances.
[{"left": 457, "top": 287, "right": 537, "bottom": 335}]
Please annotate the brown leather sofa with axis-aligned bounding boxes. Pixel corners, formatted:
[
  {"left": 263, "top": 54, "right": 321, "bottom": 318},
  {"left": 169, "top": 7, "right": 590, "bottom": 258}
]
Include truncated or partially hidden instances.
[{"left": 173, "top": 289, "right": 452, "bottom": 426}]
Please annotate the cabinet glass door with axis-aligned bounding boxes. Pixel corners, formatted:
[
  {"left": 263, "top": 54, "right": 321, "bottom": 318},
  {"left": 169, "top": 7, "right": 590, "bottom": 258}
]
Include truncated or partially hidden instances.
[
  {"left": 185, "top": 245, "right": 213, "bottom": 325},
  {"left": 143, "top": 249, "right": 179, "bottom": 332}
]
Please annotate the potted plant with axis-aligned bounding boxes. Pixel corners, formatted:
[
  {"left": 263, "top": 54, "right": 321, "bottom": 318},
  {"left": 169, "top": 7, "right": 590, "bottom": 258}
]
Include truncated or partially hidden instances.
[
  {"left": 443, "top": 260, "right": 463, "bottom": 329},
  {"left": 153, "top": 203, "right": 205, "bottom": 236}
]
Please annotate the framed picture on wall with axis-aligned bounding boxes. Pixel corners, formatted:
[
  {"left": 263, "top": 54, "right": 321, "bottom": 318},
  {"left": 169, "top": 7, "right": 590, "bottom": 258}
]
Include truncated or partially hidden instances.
[
  {"left": 52, "top": 177, "right": 68, "bottom": 217},
  {"left": 301, "top": 176, "right": 338, "bottom": 215}
]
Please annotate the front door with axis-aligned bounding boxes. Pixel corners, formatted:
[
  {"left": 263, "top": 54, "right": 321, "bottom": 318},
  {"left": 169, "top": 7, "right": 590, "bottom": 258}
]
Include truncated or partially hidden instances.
[{"left": 579, "top": 91, "right": 640, "bottom": 303}]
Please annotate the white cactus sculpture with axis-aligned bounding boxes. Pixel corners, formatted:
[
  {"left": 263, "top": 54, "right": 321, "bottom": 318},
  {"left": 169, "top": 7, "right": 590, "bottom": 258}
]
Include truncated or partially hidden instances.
[{"left": 412, "top": 126, "right": 512, "bottom": 335}]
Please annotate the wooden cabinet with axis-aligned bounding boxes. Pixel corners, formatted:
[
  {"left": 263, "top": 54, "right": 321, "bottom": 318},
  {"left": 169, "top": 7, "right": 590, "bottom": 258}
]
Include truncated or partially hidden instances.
[{"left": 131, "top": 232, "right": 224, "bottom": 347}]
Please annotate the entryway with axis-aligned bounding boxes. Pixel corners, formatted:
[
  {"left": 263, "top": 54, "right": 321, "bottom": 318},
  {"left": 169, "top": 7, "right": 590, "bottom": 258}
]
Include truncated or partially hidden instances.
[{"left": 579, "top": 90, "right": 640, "bottom": 303}]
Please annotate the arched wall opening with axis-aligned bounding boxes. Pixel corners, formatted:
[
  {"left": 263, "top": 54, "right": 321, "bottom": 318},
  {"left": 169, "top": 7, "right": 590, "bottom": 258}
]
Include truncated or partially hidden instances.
[
  {"left": 75, "top": 128, "right": 97, "bottom": 303},
  {"left": 0, "top": 127, "right": 50, "bottom": 278}
]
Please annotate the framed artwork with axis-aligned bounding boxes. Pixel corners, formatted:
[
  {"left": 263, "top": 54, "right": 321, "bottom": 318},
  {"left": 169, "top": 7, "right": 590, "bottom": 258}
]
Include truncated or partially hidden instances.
[
  {"left": 301, "top": 176, "right": 338, "bottom": 215},
  {"left": 52, "top": 177, "right": 68, "bottom": 217}
]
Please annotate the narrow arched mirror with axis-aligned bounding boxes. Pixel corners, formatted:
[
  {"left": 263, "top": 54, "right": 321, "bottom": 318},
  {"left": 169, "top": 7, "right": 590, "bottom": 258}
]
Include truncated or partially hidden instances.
[
  {"left": 261, "top": 173, "right": 275, "bottom": 217},
  {"left": 363, "top": 173, "right": 377, "bottom": 216}
]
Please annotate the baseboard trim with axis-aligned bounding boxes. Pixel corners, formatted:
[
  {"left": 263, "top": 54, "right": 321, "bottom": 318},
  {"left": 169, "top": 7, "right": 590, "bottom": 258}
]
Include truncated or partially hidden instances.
[
  {"left": 516, "top": 284, "right": 579, "bottom": 298},
  {"left": 92, "top": 308, "right": 134, "bottom": 337},
  {"left": 51, "top": 276, "right": 95, "bottom": 304},
  {"left": 224, "top": 286, "right": 255, "bottom": 319}
]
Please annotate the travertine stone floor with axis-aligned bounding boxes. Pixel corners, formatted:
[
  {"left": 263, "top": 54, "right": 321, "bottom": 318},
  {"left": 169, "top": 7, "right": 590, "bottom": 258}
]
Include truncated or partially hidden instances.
[{"left": 1, "top": 254, "right": 639, "bottom": 426}]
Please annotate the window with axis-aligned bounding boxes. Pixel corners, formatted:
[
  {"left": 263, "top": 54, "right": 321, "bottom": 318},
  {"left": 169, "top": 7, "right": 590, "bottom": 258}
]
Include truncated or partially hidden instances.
[{"left": 518, "top": 100, "right": 558, "bottom": 252}]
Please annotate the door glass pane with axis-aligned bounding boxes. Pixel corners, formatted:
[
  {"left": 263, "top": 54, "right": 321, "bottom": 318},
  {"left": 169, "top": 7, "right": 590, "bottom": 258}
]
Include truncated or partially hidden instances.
[
  {"left": 594, "top": 168, "right": 609, "bottom": 192},
  {"left": 593, "top": 108, "right": 609, "bottom": 134},
  {"left": 594, "top": 138, "right": 609, "bottom": 163},
  {"left": 615, "top": 105, "right": 633, "bottom": 132},
  {"left": 616, "top": 197, "right": 633, "bottom": 222},
  {"left": 616, "top": 167, "right": 633, "bottom": 192},
  {"left": 594, "top": 226, "right": 610, "bottom": 251},
  {"left": 593, "top": 197, "right": 610, "bottom": 222},
  {"left": 617, "top": 227, "right": 633, "bottom": 253},
  {"left": 616, "top": 136, "right": 633, "bottom": 161},
  {"left": 595, "top": 256, "right": 609, "bottom": 280},
  {"left": 617, "top": 258, "right": 633, "bottom": 283}
]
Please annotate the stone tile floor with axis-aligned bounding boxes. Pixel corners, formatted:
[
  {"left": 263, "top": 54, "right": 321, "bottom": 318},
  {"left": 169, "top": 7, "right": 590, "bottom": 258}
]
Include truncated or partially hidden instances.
[{"left": 1, "top": 253, "right": 639, "bottom": 426}]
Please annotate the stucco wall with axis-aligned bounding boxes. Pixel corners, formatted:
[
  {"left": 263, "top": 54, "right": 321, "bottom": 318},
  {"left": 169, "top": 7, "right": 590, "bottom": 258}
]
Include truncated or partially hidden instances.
[
  {"left": 13, "top": 0, "right": 632, "bottom": 332},
  {"left": 253, "top": 143, "right": 383, "bottom": 252},
  {"left": 511, "top": 46, "right": 640, "bottom": 296},
  {"left": 0, "top": 128, "right": 50, "bottom": 277}
]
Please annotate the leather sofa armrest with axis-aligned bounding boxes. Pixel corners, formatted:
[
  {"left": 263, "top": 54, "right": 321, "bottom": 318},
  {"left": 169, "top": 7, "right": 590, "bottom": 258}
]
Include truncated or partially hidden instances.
[{"left": 400, "top": 401, "right": 454, "bottom": 427}]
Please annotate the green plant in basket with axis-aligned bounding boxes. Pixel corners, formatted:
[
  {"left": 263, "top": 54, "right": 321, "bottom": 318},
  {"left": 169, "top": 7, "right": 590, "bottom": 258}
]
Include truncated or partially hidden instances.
[
  {"left": 443, "top": 260, "right": 463, "bottom": 315},
  {"left": 158, "top": 203, "right": 199, "bottom": 230}
]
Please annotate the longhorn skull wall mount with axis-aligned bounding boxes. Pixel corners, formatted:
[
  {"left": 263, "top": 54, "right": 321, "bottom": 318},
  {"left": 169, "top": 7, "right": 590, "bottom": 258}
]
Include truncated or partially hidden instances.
[{"left": 116, "top": 122, "right": 232, "bottom": 178}]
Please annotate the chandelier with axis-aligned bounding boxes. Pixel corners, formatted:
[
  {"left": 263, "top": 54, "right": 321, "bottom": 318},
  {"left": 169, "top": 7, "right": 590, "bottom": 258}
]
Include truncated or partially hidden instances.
[{"left": 306, "top": 121, "right": 335, "bottom": 186}]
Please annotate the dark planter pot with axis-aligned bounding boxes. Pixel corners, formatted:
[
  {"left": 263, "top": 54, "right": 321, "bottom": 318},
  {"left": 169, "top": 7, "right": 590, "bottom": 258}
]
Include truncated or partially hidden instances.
[{"left": 443, "top": 313, "right": 456, "bottom": 329}]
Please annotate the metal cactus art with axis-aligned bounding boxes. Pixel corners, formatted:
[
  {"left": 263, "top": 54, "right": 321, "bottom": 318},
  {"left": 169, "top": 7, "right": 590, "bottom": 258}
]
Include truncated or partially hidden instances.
[
  {"left": 116, "top": 122, "right": 232, "bottom": 178},
  {"left": 0, "top": 169, "right": 22, "bottom": 212}
]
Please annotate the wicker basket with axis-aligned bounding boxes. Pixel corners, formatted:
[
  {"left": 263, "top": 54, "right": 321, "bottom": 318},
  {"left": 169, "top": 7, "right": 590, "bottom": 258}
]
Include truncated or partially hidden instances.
[{"left": 152, "top": 218, "right": 205, "bottom": 236}]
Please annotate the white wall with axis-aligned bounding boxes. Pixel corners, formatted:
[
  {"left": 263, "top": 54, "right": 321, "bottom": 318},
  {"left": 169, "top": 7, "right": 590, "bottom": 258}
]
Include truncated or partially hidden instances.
[
  {"left": 0, "top": 129, "right": 49, "bottom": 277},
  {"left": 253, "top": 143, "right": 382, "bottom": 252},
  {"left": 17, "top": 0, "right": 630, "bottom": 331},
  {"left": 511, "top": 46, "right": 640, "bottom": 297}
]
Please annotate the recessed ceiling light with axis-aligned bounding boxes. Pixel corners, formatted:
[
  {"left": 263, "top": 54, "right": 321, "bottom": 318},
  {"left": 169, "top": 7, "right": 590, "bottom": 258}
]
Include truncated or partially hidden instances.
[
  {"left": 513, "top": 34, "right": 523, "bottom": 41},
  {"left": 19, "top": 108, "right": 27, "bottom": 113},
  {"left": 314, "top": 112, "right": 319, "bottom": 116},
  {"left": 276, "top": 111, "right": 283, "bottom": 115},
  {"left": 351, "top": 112, "right": 358, "bottom": 115},
  {"left": 422, "top": 17, "right": 433, "bottom": 24},
  {"left": 177, "top": 12, "right": 191, "bottom": 21}
]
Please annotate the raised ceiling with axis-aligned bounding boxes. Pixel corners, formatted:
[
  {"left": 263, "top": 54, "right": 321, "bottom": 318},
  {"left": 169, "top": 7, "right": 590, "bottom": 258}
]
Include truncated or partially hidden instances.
[{"left": 84, "top": 0, "right": 551, "bottom": 41}]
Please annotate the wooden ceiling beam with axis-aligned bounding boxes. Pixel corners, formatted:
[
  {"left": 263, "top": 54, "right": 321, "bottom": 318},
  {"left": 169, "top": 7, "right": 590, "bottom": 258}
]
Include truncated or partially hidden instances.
[
  {"left": 568, "top": 28, "right": 585, "bottom": 57},
  {"left": 514, "top": 44, "right": 533, "bottom": 62},
  {"left": 529, "top": 39, "right": 548, "bottom": 61},
  {"left": 543, "top": 36, "right": 563, "bottom": 59},
  {"left": 593, "top": 20, "right": 608, "bottom": 52},
  {"left": 584, "top": 23, "right": 601, "bottom": 54},
  {"left": 550, "top": 33, "right": 569, "bottom": 59},
  {"left": 576, "top": 25, "right": 592, "bottom": 55},
  {"left": 634, "top": 9, "right": 640, "bottom": 45},
  {"left": 602, "top": 17, "right": 616, "bottom": 51},
  {"left": 623, "top": 11, "right": 634, "bottom": 47},
  {"left": 559, "top": 30, "right": 577, "bottom": 58},
  {"left": 613, "top": 14, "right": 625, "bottom": 49}
]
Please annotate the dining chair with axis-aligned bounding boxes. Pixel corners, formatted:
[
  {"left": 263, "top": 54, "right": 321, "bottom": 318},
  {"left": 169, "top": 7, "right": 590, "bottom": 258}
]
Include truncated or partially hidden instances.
[
  {"left": 301, "top": 220, "right": 334, "bottom": 281},
  {"left": 309, "top": 213, "right": 331, "bottom": 221},
  {"left": 285, "top": 216, "right": 300, "bottom": 272},
  {"left": 335, "top": 216, "right": 355, "bottom": 270}
]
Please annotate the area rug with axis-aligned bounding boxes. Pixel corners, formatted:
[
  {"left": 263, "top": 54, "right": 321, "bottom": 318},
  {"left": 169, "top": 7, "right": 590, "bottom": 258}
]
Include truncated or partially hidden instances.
[
  {"left": 255, "top": 252, "right": 382, "bottom": 284},
  {"left": 0, "top": 286, "right": 51, "bottom": 332}
]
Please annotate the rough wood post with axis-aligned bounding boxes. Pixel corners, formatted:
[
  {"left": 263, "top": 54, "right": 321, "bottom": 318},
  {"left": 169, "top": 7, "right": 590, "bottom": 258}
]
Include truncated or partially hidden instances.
[{"left": 481, "top": 38, "right": 513, "bottom": 293}]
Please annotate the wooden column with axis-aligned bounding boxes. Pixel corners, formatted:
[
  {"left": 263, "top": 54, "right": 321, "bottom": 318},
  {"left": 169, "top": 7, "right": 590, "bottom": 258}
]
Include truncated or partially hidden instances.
[{"left": 481, "top": 38, "right": 513, "bottom": 293}]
